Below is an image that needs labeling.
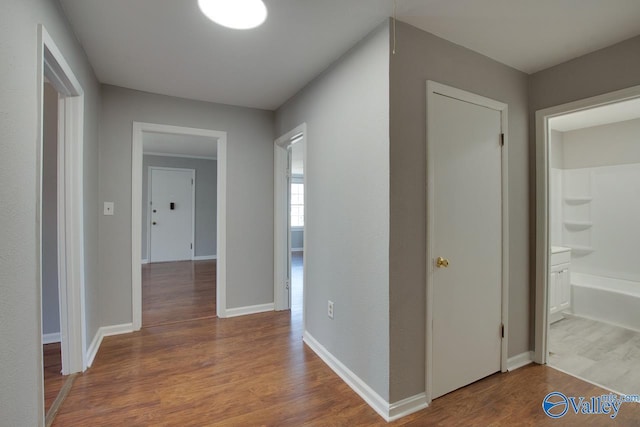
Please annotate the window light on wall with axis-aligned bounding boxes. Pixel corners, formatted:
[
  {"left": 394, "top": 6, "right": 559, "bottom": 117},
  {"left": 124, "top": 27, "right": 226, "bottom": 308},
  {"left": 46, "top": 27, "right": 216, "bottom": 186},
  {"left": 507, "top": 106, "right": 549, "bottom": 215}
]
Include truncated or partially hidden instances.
[{"left": 198, "top": 0, "right": 268, "bottom": 30}]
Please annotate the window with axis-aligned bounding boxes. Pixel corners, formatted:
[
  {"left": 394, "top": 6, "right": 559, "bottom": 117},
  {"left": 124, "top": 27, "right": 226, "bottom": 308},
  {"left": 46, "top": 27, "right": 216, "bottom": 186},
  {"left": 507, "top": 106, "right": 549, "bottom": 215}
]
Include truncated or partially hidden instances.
[{"left": 291, "top": 181, "right": 304, "bottom": 227}]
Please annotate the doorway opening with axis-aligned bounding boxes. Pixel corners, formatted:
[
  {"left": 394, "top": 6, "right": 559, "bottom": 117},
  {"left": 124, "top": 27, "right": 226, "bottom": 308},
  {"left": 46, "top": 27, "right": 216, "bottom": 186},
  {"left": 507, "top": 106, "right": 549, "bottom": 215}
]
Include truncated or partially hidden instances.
[
  {"left": 535, "top": 85, "right": 640, "bottom": 395},
  {"left": 38, "top": 25, "right": 87, "bottom": 423},
  {"left": 274, "top": 124, "right": 306, "bottom": 325},
  {"left": 132, "top": 123, "right": 227, "bottom": 329},
  {"left": 289, "top": 142, "right": 305, "bottom": 317}
]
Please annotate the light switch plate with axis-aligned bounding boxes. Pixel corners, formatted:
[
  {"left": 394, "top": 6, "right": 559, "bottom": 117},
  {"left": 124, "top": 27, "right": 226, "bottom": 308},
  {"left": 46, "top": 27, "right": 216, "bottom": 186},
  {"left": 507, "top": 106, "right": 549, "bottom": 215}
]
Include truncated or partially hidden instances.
[{"left": 103, "top": 201, "right": 114, "bottom": 216}]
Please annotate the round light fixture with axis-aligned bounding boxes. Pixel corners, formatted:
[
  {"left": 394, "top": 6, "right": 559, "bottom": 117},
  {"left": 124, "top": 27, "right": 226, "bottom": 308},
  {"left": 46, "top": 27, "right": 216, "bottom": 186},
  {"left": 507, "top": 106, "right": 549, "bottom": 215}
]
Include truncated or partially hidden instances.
[{"left": 198, "top": 0, "right": 268, "bottom": 30}]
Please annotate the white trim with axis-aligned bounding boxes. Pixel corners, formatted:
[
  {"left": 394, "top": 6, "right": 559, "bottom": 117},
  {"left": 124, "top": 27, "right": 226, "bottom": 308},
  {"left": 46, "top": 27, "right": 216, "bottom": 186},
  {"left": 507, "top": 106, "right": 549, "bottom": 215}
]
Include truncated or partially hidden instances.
[
  {"left": 303, "top": 331, "right": 388, "bottom": 420},
  {"left": 86, "top": 323, "right": 134, "bottom": 368},
  {"left": 85, "top": 329, "right": 101, "bottom": 368},
  {"left": 507, "top": 351, "right": 534, "bottom": 371},
  {"left": 194, "top": 255, "right": 217, "bottom": 261},
  {"left": 291, "top": 248, "right": 304, "bottom": 253},
  {"left": 224, "top": 303, "right": 274, "bottom": 318},
  {"left": 144, "top": 151, "right": 217, "bottom": 161},
  {"left": 42, "top": 333, "right": 61, "bottom": 345},
  {"left": 274, "top": 123, "right": 307, "bottom": 313},
  {"left": 388, "top": 393, "right": 429, "bottom": 422},
  {"left": 38, "top": 25, "right": 87, "bottom": 383},
  {"left": 147, "top": 166, "right": 196, "bottom": 263},
  {"left": 141, "top": 259, "right": 149, "bottom": 264},
  {"left": 425, "top": 81, "right": 509, "bottom": 403},
  {"left": 533, "top": 84, "right": 640, "bottom": 365},
  {"left": 132, "top": 122, "right": 227, "bottom": 328}
]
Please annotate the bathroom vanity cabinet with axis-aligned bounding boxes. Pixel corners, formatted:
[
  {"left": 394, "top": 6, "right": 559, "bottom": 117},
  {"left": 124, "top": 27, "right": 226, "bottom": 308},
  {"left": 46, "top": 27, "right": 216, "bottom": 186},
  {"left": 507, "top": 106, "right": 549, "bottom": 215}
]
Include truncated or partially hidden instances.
[{"left": 549, "top": 246, "right": 571, "bottom": 323}]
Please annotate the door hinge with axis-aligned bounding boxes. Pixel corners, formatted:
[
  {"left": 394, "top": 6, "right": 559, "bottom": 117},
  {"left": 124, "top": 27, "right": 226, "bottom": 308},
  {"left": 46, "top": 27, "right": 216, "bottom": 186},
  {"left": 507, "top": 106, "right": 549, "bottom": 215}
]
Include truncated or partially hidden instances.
[
  {"left": 286, "top": 169, "right": 291, "bottom": 178},
  {"left": 190, "top": 243, "right": 193, "bottom": 250},
  {"left": 192, "top": 178, "right": 194, "bottom": 185},
  {"left": 500, "top": 133, "right": 505, "bottom": 146},
  {"left": 285, "top": 279, "right": 290, "bottom": 290},
  {"left": 501, "top": 323, "right": 505, "bottom": 338}
]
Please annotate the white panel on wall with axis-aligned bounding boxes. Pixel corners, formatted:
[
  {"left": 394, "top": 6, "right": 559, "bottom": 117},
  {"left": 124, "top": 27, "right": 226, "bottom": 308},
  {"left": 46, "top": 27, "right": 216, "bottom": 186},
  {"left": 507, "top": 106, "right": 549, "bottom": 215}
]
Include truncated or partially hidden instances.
[
  {"left": 561, "top": 169, "right": 593, "bottom": 256},
  {"left": 550, "top": 168, "right": 563, "bottom": 245},
  {"left": 560, "top": 164, "right": 640, "bottom": 285}
]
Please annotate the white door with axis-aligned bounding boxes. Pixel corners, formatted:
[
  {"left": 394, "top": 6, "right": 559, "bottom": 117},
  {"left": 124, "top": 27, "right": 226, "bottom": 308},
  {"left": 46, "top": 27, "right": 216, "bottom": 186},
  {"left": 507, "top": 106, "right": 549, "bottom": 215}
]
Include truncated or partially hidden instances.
[
  {"left": 149, "top": 168, "right": 194, "bottom": 262},
  {"left": 430, "top": 89, "right": 503, "bottom": 399}
]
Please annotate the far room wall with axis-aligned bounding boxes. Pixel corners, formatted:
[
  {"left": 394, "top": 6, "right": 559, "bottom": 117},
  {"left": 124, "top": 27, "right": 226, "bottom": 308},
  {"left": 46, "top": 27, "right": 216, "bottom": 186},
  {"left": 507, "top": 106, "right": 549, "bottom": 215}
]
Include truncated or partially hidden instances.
[
  {"left": 142, "top": 155, "right": 217, "bottom": 260},
  {"left": 99, "top": 84, "right": 275, "bottom": 326},
  {"left": 42, "top": 82, "right": 61, "bottom": 339}
]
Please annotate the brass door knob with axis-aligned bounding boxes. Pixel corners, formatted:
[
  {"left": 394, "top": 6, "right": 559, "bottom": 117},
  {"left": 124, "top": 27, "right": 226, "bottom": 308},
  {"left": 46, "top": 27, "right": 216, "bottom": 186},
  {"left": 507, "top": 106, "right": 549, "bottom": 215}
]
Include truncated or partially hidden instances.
[{"left": 436, "top": 257, "right": 449, "bottom": 268}]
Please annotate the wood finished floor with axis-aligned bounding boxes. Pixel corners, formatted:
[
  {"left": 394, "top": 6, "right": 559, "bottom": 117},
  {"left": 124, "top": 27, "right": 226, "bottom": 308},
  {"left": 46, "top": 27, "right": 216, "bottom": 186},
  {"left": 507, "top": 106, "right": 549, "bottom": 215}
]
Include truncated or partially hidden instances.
[
  {"left": 53, "top": 311, "right": 640, "bottom": 426},
  {"left": 52, "top": 254, "right": 640, "bottom": 425},
  {"left": 43, "top": 342, "right": 65, "bottom": 415},
  {"left": 142, "top": 260, "right": 216, "bottom": 327}
]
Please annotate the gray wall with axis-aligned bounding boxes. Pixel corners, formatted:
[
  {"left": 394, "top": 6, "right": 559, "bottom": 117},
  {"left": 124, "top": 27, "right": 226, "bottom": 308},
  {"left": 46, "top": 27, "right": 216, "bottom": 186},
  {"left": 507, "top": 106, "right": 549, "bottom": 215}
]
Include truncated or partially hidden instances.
[
  {"left": 0, "top": 0, "right": 101, "bottom": 423},
  {"left": 562, "top": 118, "right": 640, "bottom": 169},
  {"left": 42, "top": 83, "right": 60, "bottom": 337},
  {"left": 291, "top": 229, "right": 304, "bottom": 250},
  {"left": 389, "top": 21, "right": 530, "bottom": 402},
  {"left": 550, "top": 130, "right": 565, "bottom": 169},
  {"left": 99, "top": 85, "right": 274, "bottom": 324},
  {"left": 276, "top": 22, "right": 390, "bottom": 400},
  {"left": 529, "top": 33, "right": 640, "bottom": 349},
  {"left": 142, "top": 155, "right": 217, "bottom": 259},
  {"left": 529, "top": 35, "right": 640, "bottom": 115}
]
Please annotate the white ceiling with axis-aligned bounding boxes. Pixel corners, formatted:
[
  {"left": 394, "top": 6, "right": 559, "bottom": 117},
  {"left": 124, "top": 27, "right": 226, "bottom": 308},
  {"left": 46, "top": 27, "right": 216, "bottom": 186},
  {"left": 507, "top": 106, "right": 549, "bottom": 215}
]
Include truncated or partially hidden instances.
[
  {"left": 60, "top": 0, "right": 640, "bottom": 110},
  {"left": 143, "top": 132, "right": 217, "bottom": 159},
  {"left": 549, "top": 97, "right": 640, "bottom": 132}
]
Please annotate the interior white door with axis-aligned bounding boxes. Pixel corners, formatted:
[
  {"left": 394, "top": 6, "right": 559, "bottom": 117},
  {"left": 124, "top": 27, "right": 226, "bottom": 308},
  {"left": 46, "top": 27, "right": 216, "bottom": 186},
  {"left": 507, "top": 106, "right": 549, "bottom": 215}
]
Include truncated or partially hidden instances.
[
  {"left": 149, "top": 168, "right": 194, "bottom": 262},
  {"left": 431, "top": 92, "right": 503, "bottom": 399}
]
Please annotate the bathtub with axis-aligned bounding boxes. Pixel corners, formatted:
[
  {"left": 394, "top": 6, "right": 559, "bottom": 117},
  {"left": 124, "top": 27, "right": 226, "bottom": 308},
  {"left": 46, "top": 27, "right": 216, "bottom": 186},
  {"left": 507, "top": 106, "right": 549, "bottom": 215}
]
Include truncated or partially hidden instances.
[{"left": 571, "top": 272, "right": 640, "bottom": 332}]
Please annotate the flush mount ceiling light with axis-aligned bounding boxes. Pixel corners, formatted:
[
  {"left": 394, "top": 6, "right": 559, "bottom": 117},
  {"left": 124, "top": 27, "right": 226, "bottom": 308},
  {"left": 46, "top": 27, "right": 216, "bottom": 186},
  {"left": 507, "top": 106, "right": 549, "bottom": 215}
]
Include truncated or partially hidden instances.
[{"left": 198, "top": 0, "right": 268, "bottom": 30}]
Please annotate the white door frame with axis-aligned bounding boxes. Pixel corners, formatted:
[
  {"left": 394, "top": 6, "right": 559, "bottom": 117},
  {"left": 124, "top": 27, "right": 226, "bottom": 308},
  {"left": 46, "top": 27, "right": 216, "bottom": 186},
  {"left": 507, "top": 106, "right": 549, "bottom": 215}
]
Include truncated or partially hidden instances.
[
  {"left": 274, "top": 123, "right": 307, "bottom": 312},
  {"left": 37, "top": 25, "right": 87, "bottom": 380},
  {"left": 147, "top": 166, "right": 196, "bottom": 262},
  {"left": 425, "top": 81, "right": 509, "bottom": 403},
  {"left": 132, "top": 123, "right": 227, "bottom": 328},
  {"left": 533, "top": 84, "right": 640, "bottom": 364}
]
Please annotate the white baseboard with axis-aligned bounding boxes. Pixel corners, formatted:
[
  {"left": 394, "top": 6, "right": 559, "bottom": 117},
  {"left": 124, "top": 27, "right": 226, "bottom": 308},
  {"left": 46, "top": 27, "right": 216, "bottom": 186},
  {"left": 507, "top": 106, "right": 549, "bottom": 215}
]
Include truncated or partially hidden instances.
[
  {"left": 291, "top": 248, "right": 303, "bottom": 253},
  {"left": 193, "top": 255, "right": 217, "bottom": 261},
  {"left": 141, "top": 259, "right": 149, "bottom": 264},
  {"left": 42, "top": 332, "right": 61, "bottom": 344},
  {"left": 302, "top": 331, "right": 427, "bottom": 421},
  {"left": 86, "top": 323, "right": 134, "bottom": 368},
  {"left": 225, "top": 303, "right": 274, "bottom": 318},
  {"left": 507, "top": 351, "right": 534, "bottom": 371},
  {"left": 388, "top": 393, "right": 429, "bottom": 421},
  {"left": 302, "top": 331, "right": 389, "bottom": 420}
]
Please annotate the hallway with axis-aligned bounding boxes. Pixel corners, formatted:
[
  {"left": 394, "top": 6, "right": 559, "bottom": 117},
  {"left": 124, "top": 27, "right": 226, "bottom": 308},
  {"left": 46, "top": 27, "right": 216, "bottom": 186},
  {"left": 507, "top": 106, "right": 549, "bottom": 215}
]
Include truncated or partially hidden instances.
[
  {"left": 142, "top": 260, "right": 216, "bottom": 327},
  {"left": 50, "top": 307, "right": 640, "bottom": 425}
]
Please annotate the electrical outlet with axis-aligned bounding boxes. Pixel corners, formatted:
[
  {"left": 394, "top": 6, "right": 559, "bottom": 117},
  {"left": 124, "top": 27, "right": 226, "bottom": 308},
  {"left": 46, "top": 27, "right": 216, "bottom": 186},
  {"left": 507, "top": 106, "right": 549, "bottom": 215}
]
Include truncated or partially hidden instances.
[
  {"left": 327, "top": 300, "right": 334, "bottom": 319},
  {"left": 103, "top": 201, "right": 114, "bottom": 216}
]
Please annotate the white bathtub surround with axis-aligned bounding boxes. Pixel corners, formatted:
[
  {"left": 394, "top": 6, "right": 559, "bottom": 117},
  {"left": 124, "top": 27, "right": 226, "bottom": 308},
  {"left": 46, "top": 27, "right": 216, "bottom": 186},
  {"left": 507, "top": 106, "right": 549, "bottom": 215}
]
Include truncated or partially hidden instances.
[
  {"left": 571, "top": 273, "right": 640, "bottom": 333},
  {"left": 559, "top": 163, "right": 640, "bottom": 281},
  {"left": 548, "top": 315, "right": 640, "bottom": 396}
]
